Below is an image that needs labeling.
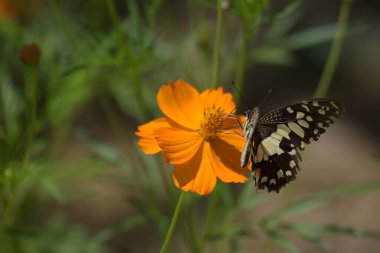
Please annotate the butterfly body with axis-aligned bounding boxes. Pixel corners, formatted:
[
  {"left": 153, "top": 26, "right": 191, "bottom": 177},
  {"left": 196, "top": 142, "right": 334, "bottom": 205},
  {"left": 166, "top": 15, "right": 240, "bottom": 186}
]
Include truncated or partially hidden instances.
[
  {"left": 241, "top": 107, "right": 260, "bottom": 168},
  {"left": 240, "top": 99, "right": 345, "bottom": 193}
]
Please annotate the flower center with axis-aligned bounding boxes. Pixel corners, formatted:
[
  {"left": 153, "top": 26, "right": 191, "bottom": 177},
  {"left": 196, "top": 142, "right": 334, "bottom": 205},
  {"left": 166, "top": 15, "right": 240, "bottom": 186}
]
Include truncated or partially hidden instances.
[{"left": 199, "top": 107, "right": 224, "bottom": 141}]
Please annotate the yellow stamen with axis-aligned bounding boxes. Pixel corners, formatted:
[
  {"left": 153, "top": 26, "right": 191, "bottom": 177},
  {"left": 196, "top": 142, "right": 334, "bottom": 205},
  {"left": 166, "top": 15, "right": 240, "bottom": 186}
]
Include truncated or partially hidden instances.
[{"left": 199, "top": 107, "right": 224, "bottom": 141}]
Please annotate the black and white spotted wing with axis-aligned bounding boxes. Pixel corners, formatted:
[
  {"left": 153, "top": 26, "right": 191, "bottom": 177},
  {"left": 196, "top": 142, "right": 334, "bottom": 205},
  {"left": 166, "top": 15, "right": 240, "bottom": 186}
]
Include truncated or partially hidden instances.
[{"left": 242, "top": 99, "right": 345, "bottom": 193}]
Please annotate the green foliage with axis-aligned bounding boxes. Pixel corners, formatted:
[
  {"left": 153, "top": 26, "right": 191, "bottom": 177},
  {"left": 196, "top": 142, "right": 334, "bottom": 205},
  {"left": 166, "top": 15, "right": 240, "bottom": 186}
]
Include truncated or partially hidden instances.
[
  {"left": 231, "top": 0, "right": 271, "bottom": 31},
  {"left": 0, "top": 0, "right": 378, "bottom": 252},
  {"left": 1, "top": 217, "right": 106, "bottom": 253}
]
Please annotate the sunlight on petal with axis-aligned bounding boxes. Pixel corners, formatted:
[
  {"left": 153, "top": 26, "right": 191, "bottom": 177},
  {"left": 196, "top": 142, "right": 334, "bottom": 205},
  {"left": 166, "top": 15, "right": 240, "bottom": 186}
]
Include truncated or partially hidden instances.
[
  {"left": 200, "top": 87, "right": 236, "bottom": 113},
  {"left": 157, "top": 80, "right": 203, "bottom": 130}
]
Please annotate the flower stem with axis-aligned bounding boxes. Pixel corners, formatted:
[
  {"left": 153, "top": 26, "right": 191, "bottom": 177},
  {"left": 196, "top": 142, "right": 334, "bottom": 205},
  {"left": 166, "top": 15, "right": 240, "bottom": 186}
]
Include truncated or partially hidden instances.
[
  {"left": 314, "top": 0, "right": 354, "bottom": 98},
  {"left": 160, "top": 191, "right": 185, "bottom": 253},
  {"left": 181, "top": 195, "right": 200, "bottom": 253},
  {"left": 23, "top": 68, "right": 37, "bottom": 168},
  {"left": 0, "top": 66, "right": 38, "bottom": 231},
  {"left": 211, "top": 0, "right": 223, "bottom": 88},
  {"left": 234, "top": 27, "right": 252, "bottom": 105}
]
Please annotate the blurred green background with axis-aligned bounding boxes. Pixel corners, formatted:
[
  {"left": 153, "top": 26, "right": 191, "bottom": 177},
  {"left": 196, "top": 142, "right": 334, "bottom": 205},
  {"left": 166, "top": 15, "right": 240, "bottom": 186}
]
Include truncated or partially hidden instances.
[{"left": 0, "top": 0, "right": 379, "bottom": 252}]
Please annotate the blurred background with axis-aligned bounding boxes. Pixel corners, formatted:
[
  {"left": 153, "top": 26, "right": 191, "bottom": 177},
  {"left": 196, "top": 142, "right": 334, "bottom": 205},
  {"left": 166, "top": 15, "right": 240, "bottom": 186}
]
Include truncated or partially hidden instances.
[{"left": 0, "top": 0, "right": 379, "bottom": 252}]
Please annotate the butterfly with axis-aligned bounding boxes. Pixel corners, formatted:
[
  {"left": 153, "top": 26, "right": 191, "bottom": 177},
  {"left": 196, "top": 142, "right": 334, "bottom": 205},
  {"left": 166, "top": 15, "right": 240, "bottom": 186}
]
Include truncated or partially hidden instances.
[{"left": 240, "top": 99, "right": 345, "bottom": 193}]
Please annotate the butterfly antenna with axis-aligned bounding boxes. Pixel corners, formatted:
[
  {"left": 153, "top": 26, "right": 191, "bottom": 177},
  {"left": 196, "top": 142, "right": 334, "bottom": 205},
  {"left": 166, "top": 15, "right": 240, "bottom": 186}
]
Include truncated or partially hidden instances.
[{"left": 257, "top": 86, "right": 276, "bottom": 108}]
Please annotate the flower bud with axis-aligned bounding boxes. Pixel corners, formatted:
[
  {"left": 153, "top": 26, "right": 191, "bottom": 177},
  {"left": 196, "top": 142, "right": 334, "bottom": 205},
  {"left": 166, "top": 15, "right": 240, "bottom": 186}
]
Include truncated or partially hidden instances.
[{"left": 20, "top": 43, "right": 40, "bottom": 67}]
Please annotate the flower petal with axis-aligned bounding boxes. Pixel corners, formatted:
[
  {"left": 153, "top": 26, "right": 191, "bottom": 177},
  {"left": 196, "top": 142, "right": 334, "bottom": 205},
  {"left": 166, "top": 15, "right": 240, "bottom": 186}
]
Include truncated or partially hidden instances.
[
  {"left": 173, "top": 142, "right": 217, "bottom": 195},
  {"left": 221, "top": 114, "right": 245, "bottom": 132},
  {"left": 157, "top": 80, "right": 203, "bottom": 130},
  {"left": 155, "top": 127, "right": 202, "bottom": 164},
  {"left": 217, "top": 131, "right": 246, "bottom": 152},
  {"left": 200, "top": 87, "right": 236, "bottom": 113},
  {"left": 135, "top": 118, "right": 170, "bottom": 154},
  {"left": 210, "top": 134, "right": 249, "bottom": 183}
]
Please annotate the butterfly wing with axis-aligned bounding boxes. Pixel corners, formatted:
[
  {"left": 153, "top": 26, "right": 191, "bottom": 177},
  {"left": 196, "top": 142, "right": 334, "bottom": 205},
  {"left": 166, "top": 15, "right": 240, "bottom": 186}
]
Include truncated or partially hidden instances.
[{"left": 250, "top": 99, "right": 345, "bottom": 192}]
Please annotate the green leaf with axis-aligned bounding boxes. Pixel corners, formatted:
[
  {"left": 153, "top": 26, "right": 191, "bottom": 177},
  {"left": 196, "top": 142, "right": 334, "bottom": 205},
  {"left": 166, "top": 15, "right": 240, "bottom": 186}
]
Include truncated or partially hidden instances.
[
  {"left": 282, "top": 23, "right": 364, "bottom": 50},
  {"left": 128, "top": 196, "right": 169, "bottom": 234},
  {"left": 40, "top": 176, "right": 65, "bottom": 203},
  {"left": 260, "top": 181, "right": 380, "bottom": 229},
  {"left": 231, "top": 0, "right": 271, "bottom": 31},
  {"left": 75, "top": 129, "right": 132, "bottom": 173},
  {"left": 92, "top": 215, "right": 147, "bottom": 243},
  {"left": 126, "top": 0, "right": 142, "bottom": 32},
  {"left": 261, "top": 197, "right": 329, "bottom": 230},
  {"left": 280, "top": 223, "right": 331, "bottom": 251},
  {"left": 236, "top": 184, "right": 265, "bottom": 211},
  {"left": 287, "top": 223, "right": 380, "bottom": 239},
  {"left": 46, "top": 73, "right": 94, "bottom": 125},
  {"left": 205, "top": 226, "right": 254, "bottom": 242},
  {"left": 11, "top": 216, "right": 107, "bottom": 253},
  {"left": 266, "top": 0, "right": 301, "bottom": 25},
  {"left": 0, "top": 71, "right": 23, "bottom": 144},
  {"left": 281, "top": 222, "right": 380, "bottom": 251},
  {"left": 267, "top": 230, "right": 301, "bottom": 253},
  {"left": 264, "top": 0, "right": 301, "bottom": 41},
  {"left": 144, "top": 0, "right": 164, "bottom": 25},
  {"left": 253, "top": 47, "right": 294, "bottom": 66}
]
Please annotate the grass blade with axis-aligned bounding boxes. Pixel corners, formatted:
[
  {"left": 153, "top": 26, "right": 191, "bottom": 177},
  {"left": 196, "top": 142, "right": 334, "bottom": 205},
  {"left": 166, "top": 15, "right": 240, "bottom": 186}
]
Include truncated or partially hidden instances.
[
  {"left": 267, "top": 230, "right": 301, "bottom": 253},
  {"left": 260, "top": 181, "right": 380, "bottom": 229}
]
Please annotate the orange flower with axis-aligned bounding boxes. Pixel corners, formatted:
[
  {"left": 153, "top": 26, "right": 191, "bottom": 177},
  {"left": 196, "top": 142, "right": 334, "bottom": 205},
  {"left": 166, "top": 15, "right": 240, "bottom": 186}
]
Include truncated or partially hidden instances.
[{"left": 135, "top": 80, "right": 249, "bottom": 195}]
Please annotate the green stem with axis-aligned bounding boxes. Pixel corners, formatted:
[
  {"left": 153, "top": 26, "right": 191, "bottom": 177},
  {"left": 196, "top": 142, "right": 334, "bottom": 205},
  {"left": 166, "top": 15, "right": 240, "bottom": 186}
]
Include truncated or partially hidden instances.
[
  {"left": 23, "top": 68, "right": 37, "bottom": 168},
  {"left": 210, "top": 0, "right": 223, "bottom": 88},
  {"left": 0, "top": 67, "right": 38, "bottom": 231},
  {"left": 160, "top": 191, "right": 185, "bottom": 253},
  {"left": 314, "top": 0, "right": 354, "bottom": 98},
  {"left": 234, "top": 27, "right": 252, "bottom": 105}
]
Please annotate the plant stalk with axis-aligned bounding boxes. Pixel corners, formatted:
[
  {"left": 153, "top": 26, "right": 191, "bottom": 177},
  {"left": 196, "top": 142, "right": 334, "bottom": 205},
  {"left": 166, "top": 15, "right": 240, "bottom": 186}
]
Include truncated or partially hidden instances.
[
  {"left": 314, "top": 0, "right": 354, "bottom": 98},
  {"left": 160, "top": 191, "right": 186, "bottom": 253},
  {"left": 211, "top": 0, "right": 224, "bottom": 88},
  {"left": 0, "top": 66, "right": 38, "bottom": 232}
]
